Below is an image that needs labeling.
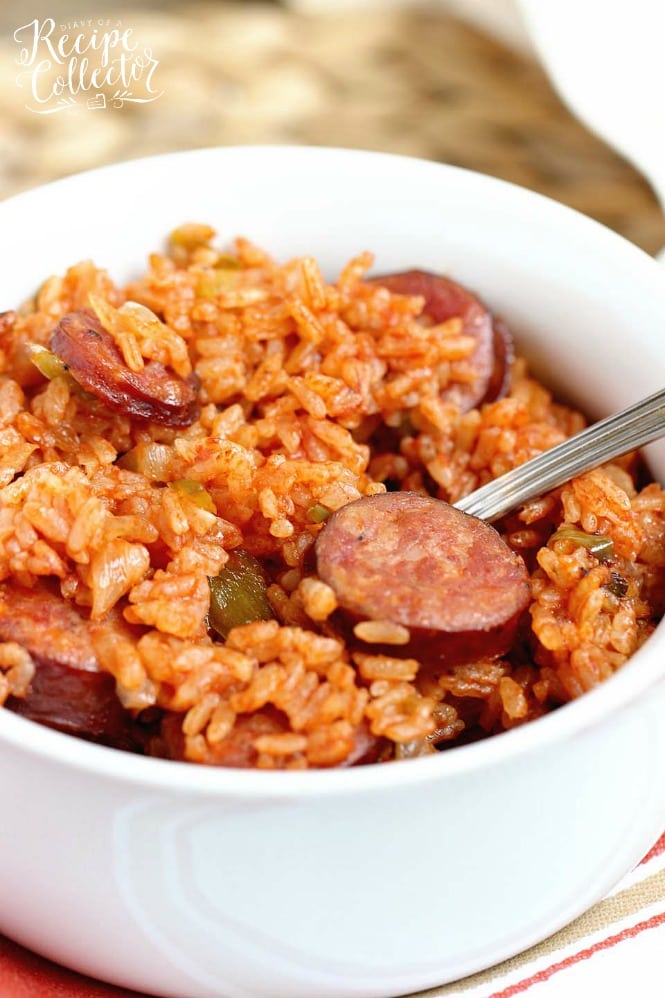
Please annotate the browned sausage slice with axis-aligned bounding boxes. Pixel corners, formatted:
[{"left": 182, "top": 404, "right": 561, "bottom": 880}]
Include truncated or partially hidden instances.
[
  {"left": 484, "top": 317, "right": 514, "bottom": 405},
  {"left": 160, "top": 708, "right": 382, "bottom": 768},
  {"left": 162, "top": 706, "right": 288, "bottom": 769},
  {"left": 161, "top": 707, "right": 287, "bottom": 768},
  {"left": 50, "top": 308, "right": 199, "bottom": 427},
  {"left": 316, "top": 491, "right": 531, "bottom": 668},
  {"left": 370, "top": 270, "right": 513, "bottom": 411},
  {"left": 0, "top": 584, "right": 134, "bottom": 745}
]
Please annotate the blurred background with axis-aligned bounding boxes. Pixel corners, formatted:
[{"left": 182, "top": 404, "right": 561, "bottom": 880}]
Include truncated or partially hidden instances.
[{"left": 1, "top": 0, "right": 664, "bottom": 254}]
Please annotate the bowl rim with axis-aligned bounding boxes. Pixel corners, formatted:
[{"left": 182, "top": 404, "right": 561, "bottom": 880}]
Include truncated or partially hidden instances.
[{"left": 1, "top": 143, "right": 665, "bottom": 799}]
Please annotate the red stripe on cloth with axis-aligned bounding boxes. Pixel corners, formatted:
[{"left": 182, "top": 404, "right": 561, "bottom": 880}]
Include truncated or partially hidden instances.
[
  {"left": 489, "top": 910, "right": 665, "bottom": 998},
  {"left": 0, "top": 935, "right": 151, "bottom": 998},
  {"left": 640, "top": 833, "right": 665, "bottom": 865}
]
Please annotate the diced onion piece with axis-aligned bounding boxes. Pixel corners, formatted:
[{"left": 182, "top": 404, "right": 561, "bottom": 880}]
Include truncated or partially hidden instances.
[
  {"left": 196, "top": 270, "right": 239, "bottom": 298},
  {"left": 117, "top": 442, "right": 173, "bottom": 481},
  {"left": 29, "top": 345, "right": 69, "bottom": 380},
  {"left": 306, "top": 503, "right": 331, "bottom": 524},
  {"left": 172, "top": 479, "right": 216, "bottom": 513}
]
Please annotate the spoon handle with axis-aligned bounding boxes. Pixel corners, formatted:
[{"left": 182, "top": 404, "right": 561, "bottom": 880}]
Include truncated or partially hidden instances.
[{"left": 455, "top": 386, "right": 665, "bottom": 523}]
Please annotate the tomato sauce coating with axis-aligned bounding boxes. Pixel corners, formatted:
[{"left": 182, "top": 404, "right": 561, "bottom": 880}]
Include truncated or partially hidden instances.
[
  {"left": 161, "top": 708, "right": 382, "bottom": 768},
  {"left": 370, "top": 270, "right": 513, "bottom": 411}
]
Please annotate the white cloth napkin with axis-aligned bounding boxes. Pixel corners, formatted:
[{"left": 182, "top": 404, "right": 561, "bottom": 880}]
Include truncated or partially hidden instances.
[{"left": 418, "top": 832, "right": 665, "bottom": 997}]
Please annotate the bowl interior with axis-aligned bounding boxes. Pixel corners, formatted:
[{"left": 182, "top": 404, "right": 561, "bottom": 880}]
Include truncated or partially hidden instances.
[
  {"left": 3, "top": 146, "right": 664, "bottom": 419},
  {"left": 1, "top": 145, "right": 665, "bottom": 791}
]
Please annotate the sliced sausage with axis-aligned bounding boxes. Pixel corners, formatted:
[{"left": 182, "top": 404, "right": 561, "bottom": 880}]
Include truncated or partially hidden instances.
[
  {"left": 50, "top": 308, "right": 199, "bottom": 427},
  {"left": 316, "top": 491, "right": 531, "bottom": 668},
  {"left": 160, "top": 707, "right": 383, "bottom": 768},
  {"left": 161, "top": 706, "right": 286, "bottom": 768},
  {"left": 485, "top": 317, "right": 514, "bottom": 405},
  {"left": 370, "top": 270, "right": 513, "bottom": 411},
  {"left": 0, "top": 584, "right": 135, "bottom": 747}
]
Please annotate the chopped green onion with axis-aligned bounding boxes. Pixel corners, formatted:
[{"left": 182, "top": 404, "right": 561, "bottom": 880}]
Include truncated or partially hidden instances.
[
  {"left": 208, "top": 550, "right": 274, "bottom": 639},
  {"left": 553, "top": 524, "right": 614, "bottom": 561},
  {"left": 306, "top": 503, "right": 331, "bottom": 524},
  {"left": 215, "top": 254, "right": 242, "bottom": 270},
  {"left": 172, "top": 479, "right": 216, "bottom": 513},
  {"left": 606, "top": 572, "right": 629, "bottom": 599},
  {"left": 196, "top": 271, "right": 237, "bottom": 299}
]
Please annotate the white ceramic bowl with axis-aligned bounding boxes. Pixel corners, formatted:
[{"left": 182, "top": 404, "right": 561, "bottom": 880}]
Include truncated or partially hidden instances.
[{"left": 1, "top": 146, "right": 665, "bottom": 998}]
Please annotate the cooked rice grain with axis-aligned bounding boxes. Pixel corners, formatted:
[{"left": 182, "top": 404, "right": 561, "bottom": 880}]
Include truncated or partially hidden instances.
[{"left": 1, "top": 227, "right": 664, "bottom": 768}]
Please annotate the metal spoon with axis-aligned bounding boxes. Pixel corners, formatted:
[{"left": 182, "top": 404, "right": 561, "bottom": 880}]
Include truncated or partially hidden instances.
[{"left": 454, "top": 386, "right": 665, "bottom": 523}]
